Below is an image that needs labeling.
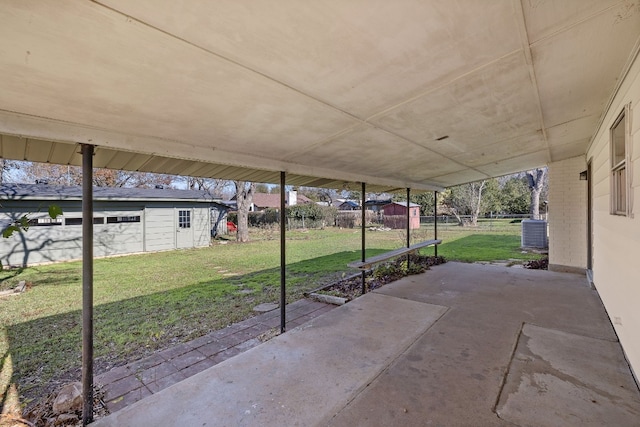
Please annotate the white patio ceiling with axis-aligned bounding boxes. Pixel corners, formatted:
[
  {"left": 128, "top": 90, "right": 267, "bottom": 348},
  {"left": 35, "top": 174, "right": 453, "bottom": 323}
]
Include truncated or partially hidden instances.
[{"left": 1, "top": 0, "right": 639, "bottom": 192}]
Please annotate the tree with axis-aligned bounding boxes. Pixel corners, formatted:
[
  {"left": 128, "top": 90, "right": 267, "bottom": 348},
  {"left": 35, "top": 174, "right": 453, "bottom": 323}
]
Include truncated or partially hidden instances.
[
  {"left": 19, "top": 162, "right": 79, "bottom": 185},
  {"left": 441, "top": 179, "right": 500, "bottom": 226},
  {"left": 253, "top": 183, "right": 272, "bottom": 194},
  {"left": 501, "top": 176, "right": 530, "bottom": 214},
  {"left": 235, "top": 181, "right": 256, "bottom": 242},
  {"left": 119, "top": 172, "right": 175, "bottom": 189},
  {"left": 18, "top": 161, "right": 177, "bottom": 188},
  {"left": 414, "top": 192, "right": 435, "bottom": 216},
  {"left": 0, "top": 159, "right": 17, "bottom": 184},
  {"left": 526, "top": 168, "right": 547, "bottom": 220},
  {"left": 297, "top": 187, "right": 338, "bottom": 205},
  {"left": 185, "top": 177, "right": 231, "bottom": 197}
]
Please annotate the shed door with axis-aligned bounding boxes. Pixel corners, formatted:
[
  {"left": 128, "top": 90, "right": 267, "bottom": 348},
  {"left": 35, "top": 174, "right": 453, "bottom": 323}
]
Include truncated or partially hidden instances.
[{"left": 176, "top": 208, "right": 193, "bottom": 248}]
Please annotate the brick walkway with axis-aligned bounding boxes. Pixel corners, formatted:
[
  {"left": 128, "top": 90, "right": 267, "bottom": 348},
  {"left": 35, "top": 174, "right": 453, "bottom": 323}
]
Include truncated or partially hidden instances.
[{"left": 94, "top": 298, "right": 336, "bottom": 413}]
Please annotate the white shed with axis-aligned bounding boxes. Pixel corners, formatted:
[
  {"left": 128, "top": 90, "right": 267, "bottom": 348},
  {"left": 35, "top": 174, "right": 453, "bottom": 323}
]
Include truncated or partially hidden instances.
[{"left": 0, "top": 183, "right": 229, "bottom": 267}]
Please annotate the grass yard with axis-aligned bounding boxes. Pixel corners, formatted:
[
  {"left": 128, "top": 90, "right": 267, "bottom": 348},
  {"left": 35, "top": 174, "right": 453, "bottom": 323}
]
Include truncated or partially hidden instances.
[{"left": 0, "top": 221, "right": 543, "bottom": 408}]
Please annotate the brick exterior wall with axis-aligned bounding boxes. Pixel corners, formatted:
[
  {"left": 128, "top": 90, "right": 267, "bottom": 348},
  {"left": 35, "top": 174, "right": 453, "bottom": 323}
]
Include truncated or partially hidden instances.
[
  {"left": 548, "top": 156, "right": 587, "bottom": 272},
  {"left": 585, "top": 48, "right": 640, "bottom": 381}
]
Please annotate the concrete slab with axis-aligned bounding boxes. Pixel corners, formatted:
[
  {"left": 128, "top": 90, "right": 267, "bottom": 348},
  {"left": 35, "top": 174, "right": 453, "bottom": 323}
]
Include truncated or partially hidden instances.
[
  {"left": 326, "top": 263, "right": 637, "bottom": 426},
  {"left": 93, "top": 293, "right": 447, "bottom": 426},
  {"left": 496, "top": 324, "right": 640, "bottom": 427},
  {"left": 92, "top": 263, "right": 640, "bottom": 426}
]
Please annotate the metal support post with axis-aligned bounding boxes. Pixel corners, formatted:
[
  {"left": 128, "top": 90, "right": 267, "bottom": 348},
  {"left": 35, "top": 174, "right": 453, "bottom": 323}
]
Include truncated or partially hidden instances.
[
  {"left": 434, "top": 191, "right": 438, "bottom": 257},
  {"left": 361, "top": 182, "right": 366, "bottom": 295},
  {"left": 406, "top": 188, "right": 411, "bottom": 267},
  {"left": 280, "top": 172, "right": 286, "bottom": 333},
  {"left": 81, "top": 144, "right": 94, "bottom": 426}
]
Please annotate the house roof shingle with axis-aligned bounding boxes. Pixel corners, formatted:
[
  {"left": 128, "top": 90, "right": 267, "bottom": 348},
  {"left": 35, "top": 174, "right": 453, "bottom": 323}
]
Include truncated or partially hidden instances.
[{"left": 0, "top": 183, "right": 228, "bottom": 206}]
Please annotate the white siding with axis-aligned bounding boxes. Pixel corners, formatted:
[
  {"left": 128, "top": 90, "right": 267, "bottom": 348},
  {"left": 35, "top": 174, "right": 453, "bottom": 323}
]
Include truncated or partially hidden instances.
[
  {"left": 96, "top": 208, "right": 144, "bottom": 256},
  {"left": 145, "top": 206, "right": 176, "bottom": 251},
  {"left": 548, "top": 156, "right": 587, "bottom": 272},
  {"left": 193, "top": 206, "right": 211, "bottom": 247},
  {"left": 0, "top": 203, "right": 143, "bottom": 265},
  {"left": 1, "top": 198, "right": 219, "bottom": 265},
  {"left": 586, "top": 50, "right": 640, "bottom": 378},
  {"left": 0, "top": 206, "right": 81, "bottom": 265}
]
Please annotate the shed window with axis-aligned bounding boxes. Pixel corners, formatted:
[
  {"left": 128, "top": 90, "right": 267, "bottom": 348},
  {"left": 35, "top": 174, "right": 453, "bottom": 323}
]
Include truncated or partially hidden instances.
[
  {"left": 178, "top": 210, "right": 191, "bottom": 228},
  {"left": 65, "top": 217, "right": 105, "bottom": 225},
  {"left": 610, "top": 106, "right": 630, "bottom": 216},
  {"left": 107, "top": 216, "right": 141, "bottom": 224},
  {"left": 27, "top": 217, "right": 62, "bottom": 226}
]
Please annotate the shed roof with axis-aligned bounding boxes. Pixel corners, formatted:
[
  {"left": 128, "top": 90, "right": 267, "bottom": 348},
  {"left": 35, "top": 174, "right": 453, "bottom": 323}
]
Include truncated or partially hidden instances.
[
  {"left": 384, "top": 201, "right": 420, "bottom": 208},
  {"left": 365, "top": 199, "right": 393, "bottom": 206},
  {"left": 0, "top": 183, "right": 228, "bottom": 206}
]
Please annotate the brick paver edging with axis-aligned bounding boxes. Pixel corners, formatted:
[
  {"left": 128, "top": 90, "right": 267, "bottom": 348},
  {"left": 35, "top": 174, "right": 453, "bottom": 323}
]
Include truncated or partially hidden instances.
[{"left": 94, "top": 298, "right": 336, "bottom": 413}]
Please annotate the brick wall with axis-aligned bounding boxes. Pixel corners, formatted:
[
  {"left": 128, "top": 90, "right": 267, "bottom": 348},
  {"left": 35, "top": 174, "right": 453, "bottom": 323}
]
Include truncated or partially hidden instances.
[{"left": 548, "top": 156, "right": 587, "bottom": 272}]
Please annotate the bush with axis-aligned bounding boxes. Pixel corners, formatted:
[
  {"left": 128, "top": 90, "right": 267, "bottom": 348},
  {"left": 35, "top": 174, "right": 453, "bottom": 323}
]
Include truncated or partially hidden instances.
[
  {"left": 233, "top": 204, "right": 338, "bottom": 230},
  {"left": 248, "top": 208, "right": 279, "bottom": 227}
]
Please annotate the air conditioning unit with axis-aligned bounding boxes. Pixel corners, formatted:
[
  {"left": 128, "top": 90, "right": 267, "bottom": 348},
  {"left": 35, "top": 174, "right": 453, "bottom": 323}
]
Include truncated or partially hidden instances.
[{"left": 521, "top": 219, "right": 548, "bottom": 248}]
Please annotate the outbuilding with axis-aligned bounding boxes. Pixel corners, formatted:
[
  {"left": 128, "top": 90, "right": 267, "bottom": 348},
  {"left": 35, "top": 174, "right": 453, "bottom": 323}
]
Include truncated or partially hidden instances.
[
  {"left": 382, "top": 201, "right": 420, "bottom": 230},
  {"left": 0, "top": 183, "right": 229, "bottom": 267}
]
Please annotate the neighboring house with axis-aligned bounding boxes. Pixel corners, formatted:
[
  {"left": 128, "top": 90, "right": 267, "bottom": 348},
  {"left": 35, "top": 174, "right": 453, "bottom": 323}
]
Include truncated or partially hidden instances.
[
  {"left": 0, "top": 183, "right": 229, "bottom": 267},
  {"left": 382, "top": 201, "right": 420, "bottom": 230},
  {"left": 236, "top": 191, "right": 312, "bottom": 212},
  {"left": 338, "top": 200, "right": 360, "bottom": 210}
]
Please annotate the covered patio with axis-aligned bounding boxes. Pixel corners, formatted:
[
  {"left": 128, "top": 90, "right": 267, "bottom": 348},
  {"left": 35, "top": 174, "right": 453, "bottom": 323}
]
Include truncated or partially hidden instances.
[
  {"left": 1, "top": 1, "right": 640, "bottom": 425},
  {"left": 93, "top": 262, "right": 640, "bottom": 426}
]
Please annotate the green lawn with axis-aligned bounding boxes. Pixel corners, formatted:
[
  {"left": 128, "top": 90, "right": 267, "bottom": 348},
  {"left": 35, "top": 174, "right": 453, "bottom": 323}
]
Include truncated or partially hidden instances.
[{"left": 0, "top": 221, "right": 543, "bottom": 406}]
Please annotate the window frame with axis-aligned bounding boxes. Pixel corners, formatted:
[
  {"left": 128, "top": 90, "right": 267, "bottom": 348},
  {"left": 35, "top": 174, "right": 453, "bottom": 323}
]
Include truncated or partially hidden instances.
[
  {"left": 64, "top": 217, "right": 105, "bottom": 226},
  {"left": 610, "top": 104, "right": 632, "bottom": 217},
  {"left": 178, "top": 210, "right": 191, "bottom": 229},
  {"left": 106, "top": 215, "right": 141, "bottom": 224},
  {"left": 27, "top": 217, "right": 62, "bottom": 227}
]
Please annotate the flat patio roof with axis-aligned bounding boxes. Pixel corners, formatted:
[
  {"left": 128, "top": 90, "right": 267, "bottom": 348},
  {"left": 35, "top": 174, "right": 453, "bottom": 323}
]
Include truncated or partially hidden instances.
[
  {"left": 1, "top": 2, "right": 639, "bottom": 190},
  {"left": 92, "top": 263, "right": 640, "bottom": 426}
]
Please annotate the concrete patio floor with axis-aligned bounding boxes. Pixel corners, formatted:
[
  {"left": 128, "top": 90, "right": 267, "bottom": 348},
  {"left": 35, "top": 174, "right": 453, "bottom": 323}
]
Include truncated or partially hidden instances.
[{"left": 92, "top": 262, "right": 640, "bottom": 426}]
